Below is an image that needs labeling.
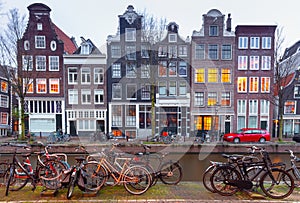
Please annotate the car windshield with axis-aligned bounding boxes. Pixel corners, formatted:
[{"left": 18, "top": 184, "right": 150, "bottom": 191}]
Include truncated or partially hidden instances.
[{"left": 236, "top": 129, "right": 244, "bottom": 134}]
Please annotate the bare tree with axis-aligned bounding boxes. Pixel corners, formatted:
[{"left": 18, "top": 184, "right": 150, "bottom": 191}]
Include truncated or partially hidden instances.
[
  {"left": 273, "top": 26, "right": 298, "bottom": 141},
  {"left": 0, "top": 8, "right": 29, "bottom": 140},
  {"left": 139, "top": 9, "right": 167, "bottom": 136}
]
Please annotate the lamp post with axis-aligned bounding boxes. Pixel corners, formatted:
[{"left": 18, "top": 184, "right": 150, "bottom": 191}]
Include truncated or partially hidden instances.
[{"left": 214, "top": 102, "right": 221, "bottom": 142}]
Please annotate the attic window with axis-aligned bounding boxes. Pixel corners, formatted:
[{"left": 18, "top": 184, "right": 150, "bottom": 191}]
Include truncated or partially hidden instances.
[
  {"left": 37, "top": 23, "right": 43, "bottom": 31},
  {"left": 168, "top": 34, "right": 177, "bottom": 43},
  {"left": 81, "top": 44, "right": 90, "bottom": 55}
]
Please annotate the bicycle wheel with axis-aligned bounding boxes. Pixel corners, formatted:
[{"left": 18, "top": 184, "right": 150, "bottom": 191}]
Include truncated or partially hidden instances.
[
  {"left": 5, "top": 164, "right": 29, "bottom": 192},
  {"left": 123, "top": 165, "right": 151, "bottom": 195},
  {"left": 67, "top": 171, "right": 78, "bottom": 199},
  {"left": 260, "top": 168, "right": 294, "bottom": 199},
  {"left": 0, "top": 162, "right": 9, "bottom": 186},
  {"left": 159, "top": 162, "right": 182, "bottom": 185},
  {"left": 210, "top": 165, "right": 242, "bottom": 196},
  {"left": 286, "top": 167, "right": 300, "bottom": 187},
  {"left": 38, "top": 160, "right": 66, "bottom": 190},
  {"left": 83, "top": 162, "right": 108, "bottom": 191},
  {"left": 202, "top": 165, "right": 216, "bottom": 193}
]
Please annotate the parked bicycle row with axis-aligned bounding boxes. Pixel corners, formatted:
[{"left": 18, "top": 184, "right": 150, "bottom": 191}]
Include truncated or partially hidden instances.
[
  {"left": 0, "top": 142, "right": 183, "bottom": 199},
  {"left": 202, "top": 145, "right": 300, "bottom": 199}
]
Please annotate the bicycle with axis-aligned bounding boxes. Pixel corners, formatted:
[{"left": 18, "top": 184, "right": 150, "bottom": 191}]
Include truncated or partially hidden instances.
[
  {"left": 0, "top": 159, "right": 9, "bottom": 186},
  {"left": 62, "top": 146, "right": 106, "bottom": 199},
  {"left": 47, "top": 132, "right": 70, "bottom": 143},
  {"left": 286, "top": 149, "right": 300, "bottom": 187},
  {"left": 210, "top": 147, "right": 294, "bottom": 199},
  {"left": 87, "top": 145, "right": 152, "bottom": 195},
  {"left": 4, "top": 143, "right": 65, "bottom": 196}
]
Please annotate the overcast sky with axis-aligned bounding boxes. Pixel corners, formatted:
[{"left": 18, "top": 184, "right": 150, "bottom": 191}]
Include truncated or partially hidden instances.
[{"left": 1, "top": 0, "right": 299, "bottom": 52}]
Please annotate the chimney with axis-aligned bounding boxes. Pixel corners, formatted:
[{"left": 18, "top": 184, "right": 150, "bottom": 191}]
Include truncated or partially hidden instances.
[{"left": 226, "top": 13, "right": 232, "bottom": 32}]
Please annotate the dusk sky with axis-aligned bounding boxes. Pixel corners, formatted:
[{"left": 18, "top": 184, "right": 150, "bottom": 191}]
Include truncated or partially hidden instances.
[{"left": 1, "top": 0, "right": 299, "bottom": 52}]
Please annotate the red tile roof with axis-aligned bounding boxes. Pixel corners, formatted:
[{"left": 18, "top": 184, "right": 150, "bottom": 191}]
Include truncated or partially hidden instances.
[
  {"left": 52, "top": 23, "right": 77, "bottom": 54},
  {"left": 274, "top": 72, "right": 295, "bottom": 96}
]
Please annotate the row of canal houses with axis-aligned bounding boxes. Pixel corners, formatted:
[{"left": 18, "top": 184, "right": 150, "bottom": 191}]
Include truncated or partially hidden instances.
[{"left": 3, "top": 2, "right": 297, "bottom": 139}]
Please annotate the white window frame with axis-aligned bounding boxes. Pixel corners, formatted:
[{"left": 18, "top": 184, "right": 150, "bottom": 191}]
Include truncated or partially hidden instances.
[
  {"left": 169, "top": 81, "right": 177, "bottom": 96},
  {"left": 237, "top": 77, "right": 247, "bottom": 93},
  {"left": 250, "top": 56, "right": 259, "bottom": 70},
  {"left": 81, "top": 67, "right": 91, "bottom": 84},
  {"left": 0, "top": 95, "right": 8, "bottom": 108},
  {"left": 49, "top": 78, "right": 60, "bottom": 94},
  {"left": 250, "top": 37, "right": 260, "bottom": 49},
  {"left": 111, "top": 45, "right": 121, "bottom": 58},
  {"left": 68, "top": 89, "right": 78, "bottom": 104},
  {"left": 81, "top": 89, "right": 91, "bottom": 104},
  {"left": 249, "top": 100, "right": 258, "bottom": 114},
  {"left": 178, "top": 45, "right": 187, "bottom": 57},
  {"left": 261, "top": 77, "right": 270, "bottom": 93},
  {"left": 194, "top": 92, "right": 204, "bottom": 107},
  {"left": 37, "top": 23, "right": 43, "bottom": 30},
  {"left": 36, "top": 78, "right": 47, "bottom": 93},
  {"left": 126, "top": 63, "right": 137, "bottom": 78},
  {"left": 262, "top": 37, "right": 271, "bottom": 49},
  {"left": 49, "top": 56, "right": 59, "bottom": 71},
  {"left": 141, "top": 64, "right": 150, "bottom": 78},
  {"left": 260, "top": 100, "right": 269, "bottom": 115},
  {"left": 94, "top": 68, "right": 104, "bottom": 84},
  {"left": 125, "top": 28, "right": 136, "bottom": 42},
  {"left": 168, "top": 34, "right": 177, "bottom": 42},
  {"left": 249, "top": 77, "right": 259, "bottom": 93},
  {"left": 112, "top": 83, "right": 122, "bottom": 100},
  {"left": 35, "top": 35, "right": 45, "bottom": 49},
  {"left": 237, "top": 100, "right": 247, "bottom": 114},
  {"left": 238, "top": 56, "right": 248, "bottom": 70},
  {"left": 94, "top": 89, "right": 104, "bottom": 104},
  {"left": 22, "top": 55, "right": 33, "bottom": 71},
  {"left": 112, "top": 63, "right": 121, "bottom": 78},
  {"left": 68, "top": 67, "right": 78, "bottom": 84},
  {"left": 261, "top": 56, "right": 271, "bottom": 70},
  {"left": 238, "top": 37, "right": 248, "bottom": 49},
  {"left": 36, "top": 55, "right": 46, "bottom": 71}
]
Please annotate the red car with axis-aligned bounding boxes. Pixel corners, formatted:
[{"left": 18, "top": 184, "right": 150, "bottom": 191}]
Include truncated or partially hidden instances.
[{"left": 223, "top": 128, "right": 270, "bottom": 143}]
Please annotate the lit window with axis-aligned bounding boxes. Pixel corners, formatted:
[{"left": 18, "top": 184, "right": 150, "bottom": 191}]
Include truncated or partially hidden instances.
[
  {"left": 112, "top": 105, "right": 122, "bottom": 127},
  {"left": 112, "top": 83, "right": 121, "bottom": 99},
  {"left": 125, "top": 28, "right": 136, "bottom": 41},
  {"left": 261, "top": 56, "right": 271, "bottom": 70},
  {"left": 221, "top": 68, "right": 231, "bottom": 83},
  {"left": 35, "top": 36, "right": 45, "bottom": 48},
  {"left": 237, "top": 77, "right": 247, "bottom": 93},
  {"left": 23, "top": 79, "right": 33, "bottom": 93},
  {"left": 250, "top": 37, "right": 260, "bottom": 49},
  {"left": 261, "top": 77, "right": 270, "bottom": 93},
  {"left": 250, "top": 56, "right": 259, "bottom": 70},
  {"left": 249, "top": 77, "right": 259, "bottom": 93},
  {"left": 111, "top": 45, "right": 121, "bottom": 58},
  {"left": 68, "top": 89, "right": 78, "bottom": 104},
  {"left": 195, "top": 68, "right": 205, "bottom": 83},
  {"left": 126, "top": 105, "right": 136, "bottom": 127},
  {"left": 208, "top": 68, "right": 218, "bottom": 83},
  {"left": 36, "top": 78, "right": 47, "bottom": 93},
  {"left": 284, "top": 101, "right": 296, "bottom": 114},
  {"left": 126, "top": 84, "right": 137, "bottom": 100},
  {"left": 1, "top": 81, "right": 8, "bottom": 93},
  {"left": 94, "top": 89, "right": 104, "bottom": 104},
  {"left": 94, "top": 68, "right": 104, "bottom": 84},
  {"left": 207, "top": 92, "right": 217, "bottom": 106},
  {"left": 158, "top": 61, "right": 167, "bottom": 77},
  {"left": 81, "top": 89, "right": 91, "bottom": 104},
  {"left": 238, "top": 37, "right": 248, "bottom": 49},
  {"left": 81, "top": 67, "right": 91, "bottom": 84},
  {"left": 68, "top": 67, "right": 78, "bottom": 84},
  {"left": 36, "top": 56, "right": 46, "bottom": 71},
  {"left": 238, "top": 56, "right": 248, "bottom": 70},
  {"left": 221, "top": 92, "right": 230, "bottom": 106},
  {"left": 262, "top": 37, "right": 271, "bottom": 49},
  {"left": 0, "top": 112, "right": 8, "bottom": 124},
  {"left": 49, "top": 78, "right": 59, "bottom": 94}
]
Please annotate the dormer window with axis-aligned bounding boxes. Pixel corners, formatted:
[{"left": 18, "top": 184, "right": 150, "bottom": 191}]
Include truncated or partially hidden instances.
[
  {"left": 168, "top": 34, "right": 177, "bottom": 43},
  {"left": 37, "top": 23, "right": 43, "bottom": 30},
  {"left": 209, "top": 25, "right": 218, "bottom": 36},
  {"left": 81, "top": 44, "right": 90, "bottom": 55}
]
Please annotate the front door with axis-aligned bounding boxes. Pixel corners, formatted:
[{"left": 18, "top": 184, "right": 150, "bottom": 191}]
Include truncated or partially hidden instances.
[{"left": 70, "top": 121, "right": 77, "bottom": 136}]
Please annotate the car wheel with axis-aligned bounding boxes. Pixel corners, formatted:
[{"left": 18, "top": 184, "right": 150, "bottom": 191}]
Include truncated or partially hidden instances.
[
  {"left": 233, "top": 138, "right": 240, "bottom": 143},
  {"left": 259, "top": 137, "right": 266, "bottom": 143}
]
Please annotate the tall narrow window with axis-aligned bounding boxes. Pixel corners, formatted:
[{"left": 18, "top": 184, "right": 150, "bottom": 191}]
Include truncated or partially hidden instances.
[
  {"left": 22, "top": 55, "right": 33, "bottom": 71},
  {"left": 168, "top": 45, "right": 177, "bottom": 58},
  {"left": 94, "top": 68, "right": 104, "bottom": 84},
  {"left": 194, "top": 92, "right": 204, "bottom": 106},
  {"left": 94, "top": 89, "right": 104, "bottom": 104},
  {"left": 49, "top": 79, "right": 59, "bottom": 94},
  {"left": 169, "top": 61, "right": 177, "bottom": 76},
  {"left": 112, "top": 105, "right": 122, "bottom": 127},
  {"left": 261, "top": 77, "right": 270, "bottom": 93},
  {"left": 169, "top": 81, "right": 176, "bottom": 96},
  {"left": 158, "top": 46, "right": 167, "bottom": 57},
  {"left": 209, "top": 25, "right": 218, "bottom": 36},
  {"left": 250, "top": 56, "right": 259, "bottom": 70},
  {"left": 36, "top": 56, "right": 46, "bottom": 71},
  {"left": 68, "top": 89, "right": 78, "bottom": 104},
  {"left": 141, "top": 45, "right": 149, "bottom": 58},
  {"left": 141, "top": 84, "right": 150, "bottom": 100},
  {"left": 238, "top": 56, "right": 248, "bottom": 70},
  {"left": 126, "top": 45, "right": 136, "bottom": 60},
  {"left": 158, "top": 61, "right": 167, "bottom": 77},
  {"left": 208, "top": 45, "right": 218, "bottom": 60},
  {"left": 141, "top": 64, "right": 150, "bottom": 78},
  {"left": 261, "top": 56, "right": 271, "bottom": 70},
  {"left": 112, "top": 84, "right": 122, "bottom": 99},
  {"left": 179, "top": 61, "right": 187, "bottom": 76},
  {"left": 49, "top": 56, "right": 59, "bottom": 71},
  {"left": 111, "top": 45, "right": 121, "bottom": 58},
  {"left": 81, "top": 67, "right": 91, "bottom": 84},
  {"left": 262, "top": 37, "right": 271, "bottom": 49},
  {"left": 159, "top": 82, "right": 166, "bottom": 96},
  {"left": 249, "top": 77, "right": 259, "bottom": 93},
  {"left": 68, "top": 67, "right": 78, "bottom": 84},
  {"left": 36, "top": 78, "right": 46, "bottom": 93},
  {"left": 178, "top": 45, "right": 187, "bottom": 57},
  {"left": 207, "top": 92, "right": 217, "bottom": 106},
  {"left": 126, "top": 84, "right": 137, "bottom": 100},
  {"left": 112, "top": 63, "right": 121, "bottom": 78},
  {"left": 81, "top": 89, "right": 91, "bottom": 104},
  {"left": 35, "top": 36, "right": 45, "bottom": 48},
  {"left": 221, "top": 68, "right": 231, "bottom": 83},
  {"left": 195, "top": 68, "right": 205, "bottom": 83},
  {"left": 195, "top": 44, "right": 205, "bottom": 59},
  {"left": 237, "top": 77, "right": 247, "bottom": 93},
  {"left": 250, "top": 37, "right": 260, "bottom": 49},
  {"left": 221, "top": 92, "right": 230, "bottom": 106},
  {"left": 179, "top": 82, "right": 187, "bottom": 95},
  {"left": 125, "top": 28, "right": 136, "bottom": 41},
  {"left": 126, "top": 105, "right": 136, "bottom": 126},
  {"left": 126, "top": 63, "right": 137, "bottom": 78},
  {"left": 208, "top": 68, "right": 218, "bottom": 83},
  {"left": 238, "top": 37, "right": 248, "bottom": 49},
  {"left": 221, "top": 44, "right": 232, "bottom": 60}
]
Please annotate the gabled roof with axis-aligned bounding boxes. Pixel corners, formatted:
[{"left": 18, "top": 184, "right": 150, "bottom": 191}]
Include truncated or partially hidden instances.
[
  {"left": 274, "top": 72, "right": 295, "bottom": 96},
  {"left": 282, "top": 40, "right": 300, "bottom": 61},
  {"left": 52, "top": 23, "right": 77, "bottom": 54},
  {"left": 73, "top": 37, "right": 102, "bottom": 55}
]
